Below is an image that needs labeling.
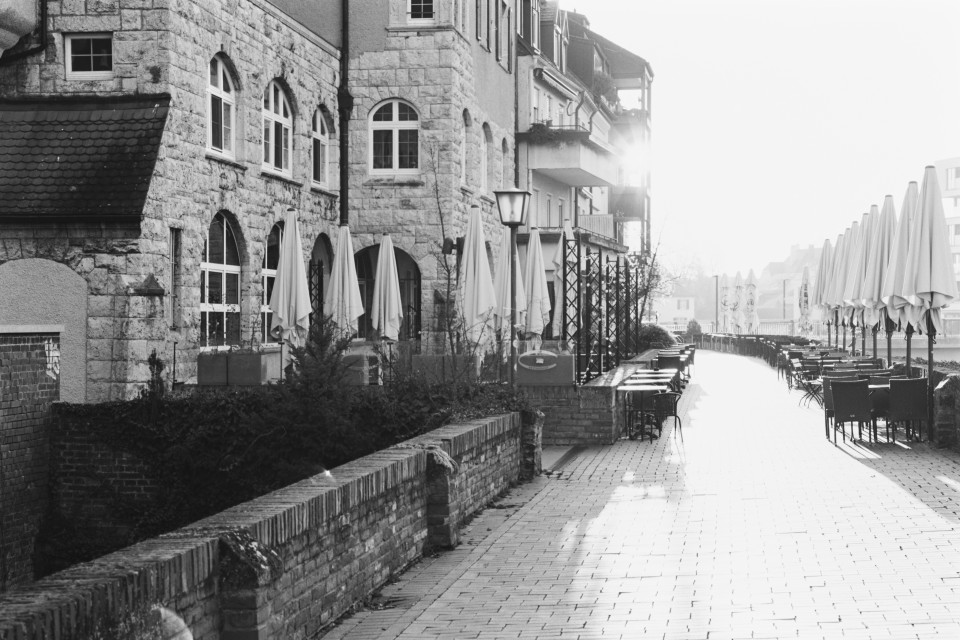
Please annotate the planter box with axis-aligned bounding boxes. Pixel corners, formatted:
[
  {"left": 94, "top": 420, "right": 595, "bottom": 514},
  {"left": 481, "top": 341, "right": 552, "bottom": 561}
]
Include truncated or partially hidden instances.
[{"left": 197, "top": 350, "right": 282, "bottom": 386}]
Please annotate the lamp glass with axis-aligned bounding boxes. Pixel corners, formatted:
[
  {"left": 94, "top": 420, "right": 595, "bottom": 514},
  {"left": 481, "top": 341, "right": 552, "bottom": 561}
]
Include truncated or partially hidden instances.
[{"left": 494, "top": 188, "right": 530, "bottom": 227}]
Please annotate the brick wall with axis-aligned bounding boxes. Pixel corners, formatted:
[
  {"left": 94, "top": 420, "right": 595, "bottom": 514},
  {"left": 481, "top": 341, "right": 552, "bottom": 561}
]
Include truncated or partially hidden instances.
[
  {"left": 0, "top": 333, "right": 59, "bottom": 592},
  {"left": 524, "top": 385, "right": 620, "bottom": 446},
  {"left": 0, "top": 412, "right": 538, "bottom": 639}
]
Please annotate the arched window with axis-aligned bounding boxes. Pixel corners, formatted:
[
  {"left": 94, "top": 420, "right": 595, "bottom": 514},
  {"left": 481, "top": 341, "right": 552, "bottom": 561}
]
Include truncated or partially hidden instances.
[
  {"left": 481, "top": 123, "right": 493, "bottom": 192},
  {"left": 208, "top": 55, "right": 235, "bottom": 157},
  {"left": 201, "top": 212, "right": 242, "bottom": 347},
  {"left": 370, "top": 99, "right": 419, "bottom": 174},
  {"left": 461, "top": 109, "right": 471, "bottom": 184},
  {"left": 355, "top": 245, "right": 421, "bottom": 341},
  {"left": 261, "top": 222, "right": 284, "bottom": 343},
  {"left": 501, "top": 138, "right": 509, "bottom": 189},
  {"left": 312, "top": 109, "right": 330, "bottom": 186},
  {"left": 263, "top": 80, "right": 292, "bottom": 175}
]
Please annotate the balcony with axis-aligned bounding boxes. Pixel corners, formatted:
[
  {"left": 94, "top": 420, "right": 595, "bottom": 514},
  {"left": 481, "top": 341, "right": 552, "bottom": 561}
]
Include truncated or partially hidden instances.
[
  {"left": 610, "top": 185, "right": 648, "bottom": 221},
  {"left": 521, "top": 214, "right": 622, "bottom": 245},
  {"left": 517, "top": 123, "right": 618, "bottom": 187},
  {"left": 610, "top": 107, "right": 650, "bottom": 146}
]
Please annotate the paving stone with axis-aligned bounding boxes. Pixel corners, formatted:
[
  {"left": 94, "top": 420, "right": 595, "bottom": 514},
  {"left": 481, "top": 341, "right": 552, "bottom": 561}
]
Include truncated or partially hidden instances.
[{"left": 319, "top": 351, "right": 960, "bottom": 640}]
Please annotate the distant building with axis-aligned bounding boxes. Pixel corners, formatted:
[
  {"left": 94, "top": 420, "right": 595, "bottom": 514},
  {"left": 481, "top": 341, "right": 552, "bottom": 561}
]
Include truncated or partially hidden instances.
[{"left": 934, "top": 157, "right": 960, "bottom": 335}]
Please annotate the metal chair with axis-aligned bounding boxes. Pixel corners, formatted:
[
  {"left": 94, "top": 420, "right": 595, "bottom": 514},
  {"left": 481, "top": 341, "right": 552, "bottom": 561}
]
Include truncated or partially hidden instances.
[
  {"left": 646, "top": 391, "right": 682, "bottom": 442},
  {"left": 831, "top": 379, "right": 875, "bottom": 443},
  {"left": 888, "top": 378, "right": 928, "bottom": 442}
]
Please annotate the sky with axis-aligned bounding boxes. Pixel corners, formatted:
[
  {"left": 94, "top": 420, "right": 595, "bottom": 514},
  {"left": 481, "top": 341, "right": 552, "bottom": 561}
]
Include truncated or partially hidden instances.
[{"left": 581, "top": 0, "right": 960, "bottom": 277}]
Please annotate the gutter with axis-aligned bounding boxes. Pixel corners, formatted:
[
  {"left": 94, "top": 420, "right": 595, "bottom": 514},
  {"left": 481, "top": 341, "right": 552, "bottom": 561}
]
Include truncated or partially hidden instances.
[
  {"left": 336, "top": 0, "right": 352, "bottom": 225},
  {"left": 0, "top": 0, "right": 47, "bottom": 66}
]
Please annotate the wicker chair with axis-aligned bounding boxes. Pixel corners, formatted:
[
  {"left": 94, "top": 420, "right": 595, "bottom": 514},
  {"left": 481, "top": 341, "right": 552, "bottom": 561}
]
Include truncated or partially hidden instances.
[
  {"left": 831, "top": 379, "right": 875, "bottom": 443},
  {"left": 888, "top": 378, "right": 928, "bottom": 442}
]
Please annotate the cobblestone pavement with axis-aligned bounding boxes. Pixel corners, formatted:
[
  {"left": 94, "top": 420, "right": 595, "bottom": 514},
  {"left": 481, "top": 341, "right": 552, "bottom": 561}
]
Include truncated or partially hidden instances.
[{"left": 321, "top": 351, "right": 960, "bottom": 640}]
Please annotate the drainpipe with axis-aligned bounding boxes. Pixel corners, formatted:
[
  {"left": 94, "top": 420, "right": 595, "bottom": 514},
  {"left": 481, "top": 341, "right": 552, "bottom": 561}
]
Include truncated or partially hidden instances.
[
  {"left": 337, "top": 0, "right": 353, "bottom": 226},
  {"left": 0, "top": 0, "right": 47, "bottom": 66}
]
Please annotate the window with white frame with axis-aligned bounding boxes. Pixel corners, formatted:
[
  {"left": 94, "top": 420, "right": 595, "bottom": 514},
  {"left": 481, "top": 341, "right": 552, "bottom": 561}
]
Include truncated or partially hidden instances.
[
  {"left": 947, "top": 167, "right": 960, "bottom": 190},
  {"left": 481, "top": 123, "right": 492, "bottom": 192},
  {"left": 201, "top": 213, "right": 242, "bottom": 348},
  {"left": 409, "top": 0, "right": 435, "bottom": 22},
  {"left": 370, "top": 99, "right": 420, "bottom": 173},
  {"left": 532, "top": 88, "right": 540, "bottom": 123},
  {"left": 168, "top": 228, "right": 182, "bottom": 328},
  {"left": 532, "top": 0, "right": 540, "bottom": 49},
  {"left": 476, "top": 0, "right": 484, "bottom": 40},
  {"left": 262, "top": 81, "right": 293, "bottom": 176},
  {"left": 208, "top": 55, "right": 235, "bottom": 157},
  {"left": 261, "top": 222, "right": 284, "bottom": 343},
  {"left": 487, "top": 0, "right": 495, "bottom": 50},
  {"left": 64, "top": 33, "right": 113, "bottom": 81},
  {"left": 312, "top": 109, "right": 330, "bottom": 186}
]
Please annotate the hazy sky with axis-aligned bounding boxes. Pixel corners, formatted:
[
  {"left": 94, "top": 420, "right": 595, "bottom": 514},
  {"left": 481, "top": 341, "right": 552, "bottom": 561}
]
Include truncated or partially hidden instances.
[{"left": 582, "top": 0, "right": 960, "bottom": 277}]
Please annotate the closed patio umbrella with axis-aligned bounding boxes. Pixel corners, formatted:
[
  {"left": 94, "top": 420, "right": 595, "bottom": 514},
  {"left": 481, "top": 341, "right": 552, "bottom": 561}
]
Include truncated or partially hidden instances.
[
  {"left": 370, "top": 233, "right": 403, "bottom": 342},
  {"left": 881, "top": 181, "right": 919, "bottom": 370},
  {"left": 798, "top": 266, "right": 811, "bottom": 337},
  {"left": 812, "top": 238, "right": 833, "bottom": 343},
  {"left": 325, "top": 224, "right": 364, "bottom": 337},
  {"left": 549, "top": 221, "right": 573, "bottom": 338},
  {"left": 901, "top": 166, "right": 959, "bottom": 440},
  {"left": 732, "top": 271, "right": 744, "bottom": 334},
  {"left": 719, "top": 274, "right": 730, "bottom": 333},
  {"left": 493, "top": 223, "right": 526, "bottom": 335},
  {"left": 744, "top": 269, "right": 760, "bottom": 334},
  {"left": 522, "top": 227, "right": 551, "bottom": 342},
  {"left": 829, "top": 226, "right": 853, "bottom": 350},
  {"left": 842, "top": 215, "right": 870, "bottom": 352},
  {"left": 458, "top": 205, "right": 497, "bottom": 347},
  {"left": 269, "top": 208, "right": 312, "bottom": 348},
  {"left": 862, "top": 196, "right": 897, "bottom": 360}
]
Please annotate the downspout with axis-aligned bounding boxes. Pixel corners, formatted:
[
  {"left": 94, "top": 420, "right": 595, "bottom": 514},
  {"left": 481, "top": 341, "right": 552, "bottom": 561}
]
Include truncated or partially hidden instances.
[
  {"left": 0, "top": 0, "right": 47, "bottom": 66},
  {"left": 337, "top": 0, "right": 353, "bottom": 226}
]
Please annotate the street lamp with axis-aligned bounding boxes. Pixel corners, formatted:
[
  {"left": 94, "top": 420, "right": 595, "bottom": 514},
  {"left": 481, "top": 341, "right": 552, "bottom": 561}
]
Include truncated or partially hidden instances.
[{"left": 494, "top": 187, "right": 531, "bottom": 388}]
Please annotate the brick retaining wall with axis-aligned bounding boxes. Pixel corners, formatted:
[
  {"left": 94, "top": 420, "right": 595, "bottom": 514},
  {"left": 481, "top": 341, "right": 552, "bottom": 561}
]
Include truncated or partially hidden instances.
[
  {"left": 525, "top": 385, "right": 621, "bottom": 446},
  {"left": 0, "top": 333, "right": 60, "bottom": 592},
  {"left": 0, "top": 412, "right": 538, "bottom": 639}
]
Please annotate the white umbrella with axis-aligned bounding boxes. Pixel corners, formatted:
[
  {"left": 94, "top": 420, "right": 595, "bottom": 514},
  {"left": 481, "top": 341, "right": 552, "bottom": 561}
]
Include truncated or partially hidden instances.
[
  {"left": 798, "top": 266, "right": 811, "bottom": 337},
  {"left": 493, "top": 224, "right": 526, "bottom": 334},
  {"left": 548, "top": 222, "right": 573, "bottom": 338},
  {"left": 325, "top": 224, "right": 364, "bottom": 336},
  {"left": 881, "top": 182, "right": 919, "bottom": 334},
  {"left": 458, "top": 206, "right": 497, "bottom": 345},
  {"left": 903, "top": 166, "right": 959, "bottom": 440},
  {"left": 827, "top": 228, "right": 851, "bottom": 349},
  {"left": 719, "top": 273, "right": 730, "bottom": 333},
  {"left": 732, "top": 271, "right": 744, "bottom": 334},
  {"left": 744, "top": 269, "right": 760, "bottom": 334},
  {"left": 862, "top": 196, "right": 897, "bottom": 359},
  {"left": 370, "top": 234, "right": 403, "bottom": 342},
  {"left": 268, "top": 208, "right": 311, "bottom": 347},
  {"left": 812, "top": 238, "right": 833, "bottom": 340},
  {"left": 522, "top": 228, "right": 552, "bottom": 341}
]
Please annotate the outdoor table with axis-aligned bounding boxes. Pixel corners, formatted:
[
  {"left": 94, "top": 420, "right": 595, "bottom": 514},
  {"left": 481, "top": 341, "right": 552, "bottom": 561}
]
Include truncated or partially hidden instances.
[{"left": 618, "top": 383, "right": 671, "bottom": 441}]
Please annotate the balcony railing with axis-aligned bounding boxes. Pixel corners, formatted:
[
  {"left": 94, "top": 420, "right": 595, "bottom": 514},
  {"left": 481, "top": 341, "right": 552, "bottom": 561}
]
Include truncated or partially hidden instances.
[
  {"left": 518, "top": 122, "right": 618, "bottom": 187},
  {"left": 577, "top": 214, "right": 618, "bottom": 240}
]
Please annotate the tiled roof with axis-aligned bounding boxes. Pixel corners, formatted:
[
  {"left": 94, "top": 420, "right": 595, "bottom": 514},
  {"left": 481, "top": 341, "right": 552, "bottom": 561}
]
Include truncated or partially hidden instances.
[{"left": 0, "top": 94, "right": 170, "bottom": 222}]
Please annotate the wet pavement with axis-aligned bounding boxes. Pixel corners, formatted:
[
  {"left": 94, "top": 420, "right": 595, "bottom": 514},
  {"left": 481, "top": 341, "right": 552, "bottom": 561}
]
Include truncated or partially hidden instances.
[{"left": 321, "top": 350, "right": 960, "bottom": 640}]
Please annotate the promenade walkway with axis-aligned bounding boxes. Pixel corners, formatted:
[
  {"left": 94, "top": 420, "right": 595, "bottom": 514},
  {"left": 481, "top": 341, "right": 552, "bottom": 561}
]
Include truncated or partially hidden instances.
[{"left": 321, "top": 350, "right": 960, "bottom": 640}]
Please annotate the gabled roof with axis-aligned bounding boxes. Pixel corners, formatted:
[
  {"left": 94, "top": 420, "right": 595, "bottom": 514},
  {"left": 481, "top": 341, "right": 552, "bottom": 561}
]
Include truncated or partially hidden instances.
[
  {"left": 0, "top": 94, "right": 170, "bottom": 223},
  {"left": 564, "top": 10, "right": 653, "bottom": 80}
]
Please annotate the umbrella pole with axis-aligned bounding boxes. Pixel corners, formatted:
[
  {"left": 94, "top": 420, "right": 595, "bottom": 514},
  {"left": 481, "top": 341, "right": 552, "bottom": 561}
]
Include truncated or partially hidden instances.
[
  {"left": 842, "top": 322, "right": 847, "bottom": 353},
  {"left": 872, "top": 323, "right": 878, "bottom": 359},
  {"left": 905, "top": 324, "right": 913, "bottom": 378},
  {"left": 928, "top": 316, "right": 935, "bottom": 444},
  {"left": 886, "top": 316, "right": 893, "bottom": 368},
  {"left": 827, "top": 321, "right": 831, "bottom": 349},
  {"left": 860, "top": 312, "right": 866, "bottom": 356}
]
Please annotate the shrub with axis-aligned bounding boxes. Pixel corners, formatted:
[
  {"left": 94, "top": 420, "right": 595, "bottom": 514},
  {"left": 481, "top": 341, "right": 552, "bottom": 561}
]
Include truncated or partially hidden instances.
[
  {"left": 684, "top": 319, "right": 703, "bottom": 341},
  {"left": 638, "top": 324, "right": 676, "bottom": 350}
]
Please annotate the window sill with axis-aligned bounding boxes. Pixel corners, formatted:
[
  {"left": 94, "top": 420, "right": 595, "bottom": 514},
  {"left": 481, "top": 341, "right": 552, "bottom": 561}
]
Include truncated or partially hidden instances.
[
  {"left": 310, "top": 184, "right": 339, "bottom": 198},
  {"left": 206, "top": 153, "right": 247, "bottom": 171},
  {"left": 260, "top": 170, "right": 303, "bottom": 187},
  {"left": 460, "top": 184, "right": 475, "bottom": 196},
  {"left": 363, "top": 177, "right": 425, "bottom": 188},
  {"left": 479, "top": 194, "right": 494, "bottom": 205}
]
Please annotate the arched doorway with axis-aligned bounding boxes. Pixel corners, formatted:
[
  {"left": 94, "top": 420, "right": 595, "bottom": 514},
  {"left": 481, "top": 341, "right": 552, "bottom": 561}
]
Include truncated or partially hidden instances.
[
  {"left": 354, "top": 244, "right": 421, "bottom": 341},
  {"left": 309, "top": 233, "right": 332, "bottom": 322}
]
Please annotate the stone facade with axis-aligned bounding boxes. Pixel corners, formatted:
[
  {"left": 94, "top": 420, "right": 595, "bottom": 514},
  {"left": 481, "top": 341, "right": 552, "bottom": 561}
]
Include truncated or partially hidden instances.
[
  {"left": 1, "top": 0, "right": 341, "bottom": 399},
  {"left": 0, "top": 332, "right": 59, "bottom": 592}
]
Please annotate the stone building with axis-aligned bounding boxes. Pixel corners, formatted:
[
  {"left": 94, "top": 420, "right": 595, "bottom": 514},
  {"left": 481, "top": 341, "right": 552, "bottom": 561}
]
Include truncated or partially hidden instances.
[
  {"left": 515, "top": 2, "right": 653, "bottom": 338},
  {"left": 1, "top": 0, "right": 342, "bottom": 401}
]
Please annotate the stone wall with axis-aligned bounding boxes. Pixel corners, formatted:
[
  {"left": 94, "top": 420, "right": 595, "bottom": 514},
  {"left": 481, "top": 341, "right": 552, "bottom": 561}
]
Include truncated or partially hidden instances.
[
  {"left": 525, "top": 385, "right": 621, "bottom": 445},
  {"left": 0, "top": 332, "right": 60, "bottom": 592},
  {"left": 934, "top": 375, "right": 960, "bottom": 449},
  {"left": 0, "top": 412, "right": 537, "bottom": 639}
]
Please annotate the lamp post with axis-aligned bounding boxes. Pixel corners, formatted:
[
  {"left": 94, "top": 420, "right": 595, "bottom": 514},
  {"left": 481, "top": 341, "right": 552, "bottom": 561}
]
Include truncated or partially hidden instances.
[{"left": 494, "top": 188, "right": 531, "bottom": 388}]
